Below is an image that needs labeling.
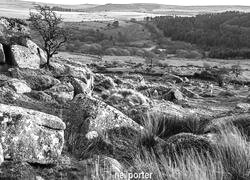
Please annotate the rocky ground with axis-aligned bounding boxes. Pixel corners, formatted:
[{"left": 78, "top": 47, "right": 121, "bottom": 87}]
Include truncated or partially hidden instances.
[{"left": 0, "top": 17, "right": 250, "bottom": 180}]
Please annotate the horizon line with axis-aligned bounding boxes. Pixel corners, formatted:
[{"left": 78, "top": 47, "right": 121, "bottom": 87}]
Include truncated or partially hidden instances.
[{"left": 20, "top": 1, "right": 250, "bottom": 6}]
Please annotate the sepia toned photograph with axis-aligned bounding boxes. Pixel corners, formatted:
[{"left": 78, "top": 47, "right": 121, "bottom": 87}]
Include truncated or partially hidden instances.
[{"left": 0, "top": 0, "right": 250, "bottom": 179}]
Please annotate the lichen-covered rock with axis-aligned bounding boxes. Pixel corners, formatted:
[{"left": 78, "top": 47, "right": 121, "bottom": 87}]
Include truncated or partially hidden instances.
[
  {"left": 60, "top": 76, "right": 93, "bottom": 96},
  {"left": 45, "top": 82, "right": 74, "bottom": 102},
  {"left": 11, "top": 45, "right": 41, "bottom": 69},
  {"left": 0, "top": 85, "right": 19, "bottom": 103},
  {"left": 71, "top": 77, "right": 93, "bottom": 96},
  {"left": 149, "top": 100, "right": 192, "bottom": 118},
  {"left": 25, "top": 90, "right": 56, "bottom": 103},
  {"left": 50, "top": 62, "right": 93, "bottom": 82},
  {"left": 67, "top": 64, "right": 93, "bottom": 82},
  {"left": 24, "top": 39, "right": 47, "bottom": 65},
  {"left": 0, "top": 43, "right": 5, "bottom": 64},
  {"left": 64, "top": 94, "right": 142, "bottom": 157},
  {"left": 49, "top": 62, "right": 67, "bottom": 77},
  {"left": 0, "top": 104, "right": 65, "bottom": 164},
  {"left": 162, "top": 133, "right": 215, "bottom": 157},
  {"left": 0, "top": 154, "right": 124, "bottom": 180},
  {"left": 3, "top": 78, "right": 31, "bottom": 94},
  {"left": 70, "top": 94, "right": 141, "bottom": 134},
  {"left": 8, "top": 68, "right": 59, "bottom": 91}
]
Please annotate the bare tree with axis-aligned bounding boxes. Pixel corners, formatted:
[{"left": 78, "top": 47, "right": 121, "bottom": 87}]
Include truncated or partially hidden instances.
[{"left": 29, "top": 5, "right": 67, "bottom": 67}]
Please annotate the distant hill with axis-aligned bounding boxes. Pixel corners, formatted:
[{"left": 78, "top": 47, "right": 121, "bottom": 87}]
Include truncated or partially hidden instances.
[
  {"left": 85, "top": 4, "right": 250, "bottom": 13},
  {"left": 1, "top": 1, "right": 250, "bottom": 13},
  {"left": 84, "top": 3, "right": 165, "bottom": 12},
  {"left": 1, "top": 1, "right": 250, "bottom": 20},
  {"left": 0, "top": 0, "right": 97, "bottom": 10}
]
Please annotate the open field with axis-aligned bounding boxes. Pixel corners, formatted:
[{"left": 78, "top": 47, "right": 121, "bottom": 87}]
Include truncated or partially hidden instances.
[{"left": 0, "top": 8, "right": 164, "bottom": 21}]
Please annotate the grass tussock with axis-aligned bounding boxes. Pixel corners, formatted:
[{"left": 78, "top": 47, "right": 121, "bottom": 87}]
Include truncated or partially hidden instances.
[
  {"left": 135, "top": 116, "right": 250, "bottom": 180},
  {"left": 214, "top": 125, "right": 250, "bottom": 180},
  {"left": 139, "top": 113, "right": 207, "bottom": 143},
  {"left": 133, "top": 148, "right": 226, "bottom": 180},
  {"left": 82, "top": 113, "right": 250, "bottom": 180}
]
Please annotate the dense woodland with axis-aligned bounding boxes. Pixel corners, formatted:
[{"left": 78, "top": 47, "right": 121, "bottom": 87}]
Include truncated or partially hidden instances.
[{"left": 151, "top": 11, "right": 250, "bottom": 59}]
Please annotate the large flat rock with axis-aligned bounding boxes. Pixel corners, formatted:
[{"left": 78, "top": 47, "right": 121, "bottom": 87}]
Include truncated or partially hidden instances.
[
  {"left": 11, "top": 45, "right": 40, "bottom": 69},
  {"left": 0, "top": 104, "right": 65, "bottom": 164}
]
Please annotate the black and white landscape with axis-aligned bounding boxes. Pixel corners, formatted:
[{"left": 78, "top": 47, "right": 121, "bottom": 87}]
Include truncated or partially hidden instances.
[{"left": 0, "top": 0, "right": 250, "bottom": 179}]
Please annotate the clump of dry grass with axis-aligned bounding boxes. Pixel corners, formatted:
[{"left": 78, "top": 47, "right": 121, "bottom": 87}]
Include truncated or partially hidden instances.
[
  {"left": 135, "top": 114, "right": 250, "bottom": 180},
  {"left": 139, "top": 113, "right": 207, "bottom": 145},
  {"left": 108, "top": 88, "right": 149, "bottom": 106},
  {"left": 133, "top": 147, "right": 225, "bottom": 180},
  {"left": 81, "top": 111, "right": 250, "bottom": 180},
  {"left": 214, "top": 125, "right": 250, "bottom": 180}
]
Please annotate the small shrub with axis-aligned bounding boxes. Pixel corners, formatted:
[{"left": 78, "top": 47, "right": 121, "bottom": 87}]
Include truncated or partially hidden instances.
[{"left": 231, "top": 63, "right": 242, "bottom": 77}]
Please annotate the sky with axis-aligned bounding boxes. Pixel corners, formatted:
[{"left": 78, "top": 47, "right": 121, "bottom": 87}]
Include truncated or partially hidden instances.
[{"left": 22, "top": 0, "right": 250, "bottom": 6}]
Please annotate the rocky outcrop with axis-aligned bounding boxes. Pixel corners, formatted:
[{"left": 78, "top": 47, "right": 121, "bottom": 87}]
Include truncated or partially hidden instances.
[
  {"left": 70, "top": 77, "right": 92, "bottom": 96},
  {"left": 0, "top": 104, "right": 65, "bottom": 164},
  {"left": 0, "top": 154, "right": 124, "bottom": 180},
  {"left": 8, "top": 68, "right": 59, "bottom": 91},
  {"left": 50, "top": 62, "right": 93, "bottom": 81},
  {"left": 64, "top": 94, "right": 142, "bottom": 157},
  {"left": 0, "top": 18, "right": 46, "bottom": 69},
  {"left": 148, "top": 100, "right": 193, "bottom": 118},
  {"left": 49, "top": 62, "right": 94, "bottom": 96},
  {"left": 60, "top": 76, "right": 93, "bottom": 96},
  {"left": 3, "top": 78, "right": 31, "bottom": 94},
  {"left": 45, "top": 82, "right": 74, "bottom": 103},
  {"left": 25, "top": 90, "right": 56, "bottom": 104}
]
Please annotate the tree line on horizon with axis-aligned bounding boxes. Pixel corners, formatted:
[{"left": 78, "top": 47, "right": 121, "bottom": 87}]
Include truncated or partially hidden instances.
[{"left": 150, "top": 11, "right": 250, "bottom": 59}]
